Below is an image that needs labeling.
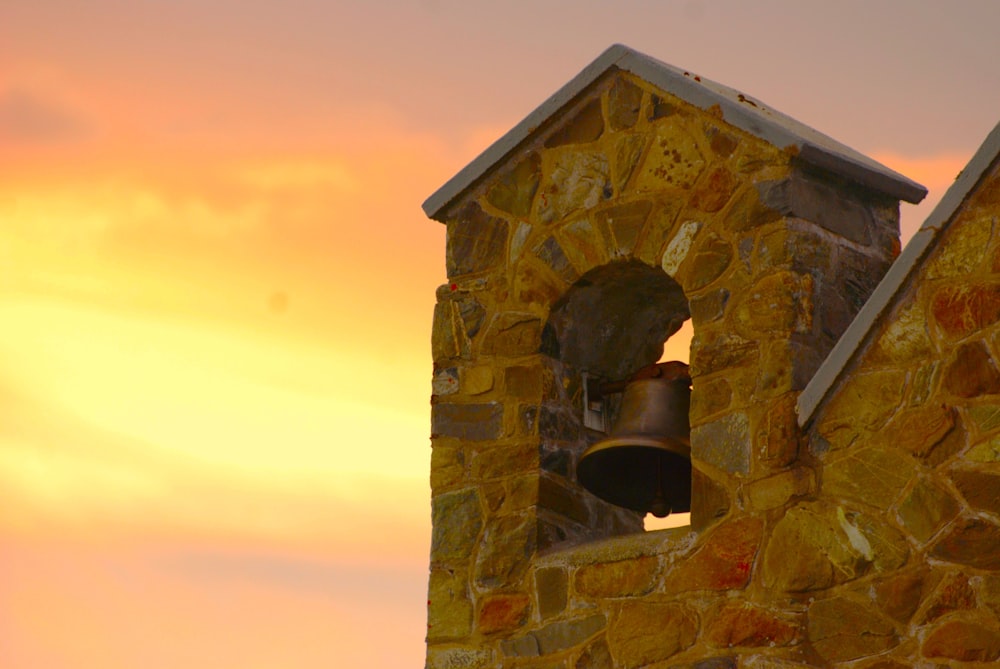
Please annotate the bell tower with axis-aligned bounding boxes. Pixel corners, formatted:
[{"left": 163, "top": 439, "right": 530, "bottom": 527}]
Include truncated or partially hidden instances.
[{"left": 423, "top": 45, "right": 924, "bottom": 668}]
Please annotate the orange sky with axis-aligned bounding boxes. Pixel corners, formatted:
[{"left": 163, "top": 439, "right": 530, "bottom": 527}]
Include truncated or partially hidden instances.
[{"left": 2, "top": 2, "right": 1000, "bottom": 667}]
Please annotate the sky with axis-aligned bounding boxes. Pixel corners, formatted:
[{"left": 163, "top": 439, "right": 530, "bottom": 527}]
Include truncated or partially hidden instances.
[{"left": 2, "top": 1, "right": 999, "bottom": 667}]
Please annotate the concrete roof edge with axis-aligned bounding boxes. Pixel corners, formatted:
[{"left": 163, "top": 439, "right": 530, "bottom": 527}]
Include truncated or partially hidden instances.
[
  {"left": 423, "top": 44, "right": 927, "bottom": 221},
  {"left": 797, "top": 120, "right": 1000, "bottom": 428},
  {"left": 615, "top": 50, "right": 928, "bottom": 204},
  {"left": 421, "top": 44, "right": 630, "bottom": 220}
]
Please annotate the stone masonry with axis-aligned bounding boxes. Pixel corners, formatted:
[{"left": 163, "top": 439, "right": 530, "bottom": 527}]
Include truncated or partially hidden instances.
[{"left": 420, "top": 45, "right": 1000, "bottom": 667}]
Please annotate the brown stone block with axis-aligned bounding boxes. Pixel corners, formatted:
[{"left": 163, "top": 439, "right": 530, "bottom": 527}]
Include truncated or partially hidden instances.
[
  {"left": 757, "top": 174, "right": 874, "bottom": 246},
  {"left": 432, "top": 301, "right": 467, "bottom": 362},
  {"left": 593, "top": 199, "right": 652, "bottom": 257},
  {"left": 514, "top": 259, "right": 566, "bottom": 308},
  {"left": 574, "top": 555, "right": 659, "bottom": 598},
  {"left": 689, "top": 287, "right": 730, "bottom": 324},
  {"left": 533, "top": 235, "right": 579, "bottom": 283},
  {"left": 706, "top": 125, "right": 738, "bottom": 158},
  {"left": 634, "top": 119, "right": 706, "bottom": 192},
  {"left": 430, "top": 443, "right": 466, "bottom": 491},
  {"left": 690, "top": 467, "right": 731, "bottom": 532},
  {"left": 755, "top": 224, "right": 828, "bottom": 273},
  {"left": 930, "top": 517, "right": 1000, "bottom": 570},
  {"left": 756, "top": 339, "right": 794, "bottom": 398},
  {"left": 479, "top": 593, "right": 531, "bottom": 634},
  {"left": 471, "top": 443, "right": 540, "bottom": 480},
  {"left": 823, "top": 446, "right": 914, "bottom": 510},
  {"left": 762, "top": 503, "right": 876, "bottom": 593},
  {"left": 970, "top": 403, "right": 1000, "bottom": 436},
  {"left": 487, "top": 152, "right": 541, "bottom": 218},
  {"left": 482, "top": 313, "right": 543, "bottom": 358},
  {"left": 688, "top": 233, "right": 734, "bottom": 289},
  {"left": 608, "top": 601, "right": 697, "bottom": 666},
  {"left": 980, "top": 574, "right": 1000, "bottom": 619},
  {"left": 722, "top": 182, "right": 783, "bottom": 232},
  {"left": 664, "top": 517, "right": 762, "bottom": 593},
  {"left": 557, "top": 216, "right": 611, "bottom": 273},
  {"left": 896, "top": 477, "right": 959, "bottom": 544},
  {"left": 919, "top": 572, "right": 976, "bottom": 624},
  {"left": 807, "top": 596, "right": 896, "bottom": 663},
  {"left": 951, "top": 469, "right": 1000, "bottom": 515},
  {"left": 733, "top": 271, "right": 813, "bottom": 337},
  {"left": 943, "top": 340, "right": 1000, "bottom": 398},
  {"left": 690, "top": 331, "right": 758, "bottom": 377},
  {"left": 870, "top": 301, "right": 934, "bottom": 365},
  {"left": 545, "top": 98, "right": 604, "bottom": 149},
  {"left": 815, "top": 368, "right": 906, "bottom": 451},
  {"left": 536, "top": 149, "right": 611, "bottom": 224},
  {"left": 691, "top": 411, "right": 750, "bottom": 475},
  {"left": 432, "top": 488, "right": 484, "bottom": 562},
  {"left": 634, "top": 198, "right": 684, "bottom": 265},
  {"left": 705, "top": 602, "right": 799, "bottom": 649},
  {"left": 505, "top": 365, "right": 543, "bottom": 401},
  {"left": 534, "top": 567, "right": 568, "bottom": 619},
  {"left": 611, "top": 133, "right": 648, "bottom": 196},
  {"left": 852, "top": 510, "right": 909, "bottom": 572},
  {"left": 447, "top": 201, "right": 510, "bottom": 278},
  {"left": 426, "top": 646, "right": 493, "bottom": 669},
  {"left": 931, "top": 282, "right": 1000, "bottom": 341},
  {"left": 907, "top": 362, "right": 940, "bottom": 407},
  {"left": 538, "top": 475, "right": 591, "bottom": 526},
  {"left": 875, "top": 568, "right": 938, "bottom": 624},
  {"left": 691, "top": 167, "right": 737, "bottom": 213},
  {"left": 922, "top": 619, "right": 1000, "bottom": 662},
  {"left": 428, "top": 567, "right": 473, "bottom": 641},
  {"left": 756, "top": 393, "right": 799, "bottom": 468},
  {"left": 608, "top": 76, "right": 643, "bottom": 131},
  {"left": 432, "top": 402, "right": 504, "bottom": 442},
  {"left": 882, "top": 403, "right": 955, "bottom": 461},
  {"left": 462, "top": 365, "right": 495, "bottom": 395},
  {"left": 500, "top": 614, "right": 606, "bottom": 657},
  {"left": 924, "top": 213, "right": 992, "bottom": 280},
  {"left": 574, "top": 636, "right": 613, "bottom": 669},
  {"left": 475, "top": 513, "right": 536, "bottom": 588},
  {"left": 689, "top": 376, "right": 732, "bottom": 423},
  {"left": 745, "top": 467, "right": 814, "bottom": 512}
]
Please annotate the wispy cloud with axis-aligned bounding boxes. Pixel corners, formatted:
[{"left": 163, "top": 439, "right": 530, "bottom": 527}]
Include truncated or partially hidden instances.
[{"left": 0, "top": 87, "right": 94, "bottom": 145}]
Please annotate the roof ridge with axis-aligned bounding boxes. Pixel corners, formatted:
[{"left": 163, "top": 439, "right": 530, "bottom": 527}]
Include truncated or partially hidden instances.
[{"left": 423, "top": 44, "right": 926, "bottom": 221}]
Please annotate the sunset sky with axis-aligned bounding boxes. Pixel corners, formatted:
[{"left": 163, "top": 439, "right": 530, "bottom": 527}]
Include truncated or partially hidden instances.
[{"left": 2, "top": 2, "right": 1000, "bottom": 667}]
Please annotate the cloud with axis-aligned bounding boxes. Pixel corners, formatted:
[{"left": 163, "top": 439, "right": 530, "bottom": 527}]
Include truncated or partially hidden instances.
[{"left": 0, "top": 87, "right": 94, "bottom": 145}]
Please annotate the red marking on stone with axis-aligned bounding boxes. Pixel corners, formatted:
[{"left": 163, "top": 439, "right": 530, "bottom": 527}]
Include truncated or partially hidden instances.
[{"left": 450, "top": 283, "right": 457, "bottom": 291}]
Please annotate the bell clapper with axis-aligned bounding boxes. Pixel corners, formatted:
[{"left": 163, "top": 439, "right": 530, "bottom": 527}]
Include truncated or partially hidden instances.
[{"left": 649, "top": 452, "right": 671, "bottom": 518}]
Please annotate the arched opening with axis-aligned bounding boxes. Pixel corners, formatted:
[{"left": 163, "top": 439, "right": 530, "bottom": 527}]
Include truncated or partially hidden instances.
[
  {"left": 538, "top": 259, "right": 691, "bottom": 546},
  {"left": 645, "top": 316, "right": 694, "bottom": 531}
]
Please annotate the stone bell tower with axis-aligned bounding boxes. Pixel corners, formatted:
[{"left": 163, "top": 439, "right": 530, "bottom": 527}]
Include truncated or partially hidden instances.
[{"left": 422, "top": 44, "right": 925, "bottom": 668}]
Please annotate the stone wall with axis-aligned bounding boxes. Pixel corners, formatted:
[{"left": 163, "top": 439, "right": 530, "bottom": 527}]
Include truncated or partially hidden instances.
[
  {"left": 426, "top": 67, "right": 911, "bottom": 668},
  {"left": 803, "top": 150, "right": 1000, "bottom": 665}
]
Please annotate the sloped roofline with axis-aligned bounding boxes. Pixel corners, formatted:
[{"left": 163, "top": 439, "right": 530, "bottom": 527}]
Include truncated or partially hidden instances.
[
  {"left": 798, "top": 120, "right": 1000, "bottom": 428},
  {"left": 423, "top": 44, "right": 927, "bottom": 221}
]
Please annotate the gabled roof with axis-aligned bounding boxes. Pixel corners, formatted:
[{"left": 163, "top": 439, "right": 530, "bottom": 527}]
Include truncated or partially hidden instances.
[
  {"left": 798, "top": 120, "right": 1000, "bottom": 427},
  {"left": 423, "top": 44, "right": 927, "bottom": 221}
]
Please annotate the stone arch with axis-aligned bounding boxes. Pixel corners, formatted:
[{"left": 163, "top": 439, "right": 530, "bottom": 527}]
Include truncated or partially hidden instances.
[{"left": 534, "top": 259, "right": 691, "bottom": 548}]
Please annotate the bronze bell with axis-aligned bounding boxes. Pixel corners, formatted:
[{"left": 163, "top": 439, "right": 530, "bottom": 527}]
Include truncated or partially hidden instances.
[{"left": 577, "top": 362, "right": 691, "bottom": 518}]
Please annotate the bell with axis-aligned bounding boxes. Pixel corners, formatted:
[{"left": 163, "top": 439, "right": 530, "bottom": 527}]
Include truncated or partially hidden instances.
[{"left": 577, "top": 364, "right": 691, "bottom": 518}]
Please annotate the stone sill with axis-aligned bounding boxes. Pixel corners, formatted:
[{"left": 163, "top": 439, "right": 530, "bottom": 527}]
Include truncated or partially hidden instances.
[{"left": 535, "top": 525, "right": 696, "bottom": 568}]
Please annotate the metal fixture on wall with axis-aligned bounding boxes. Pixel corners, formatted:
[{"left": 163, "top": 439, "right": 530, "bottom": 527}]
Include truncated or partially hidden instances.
[{"left": 577, "top": 361, "right": 691, "bottom": 518}]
